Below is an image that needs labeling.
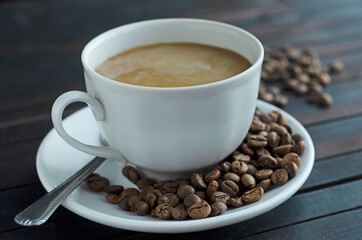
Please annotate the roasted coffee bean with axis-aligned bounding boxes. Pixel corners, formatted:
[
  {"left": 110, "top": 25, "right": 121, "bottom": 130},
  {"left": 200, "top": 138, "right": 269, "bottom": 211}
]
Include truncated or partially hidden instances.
[
  {"left": 153, "top": 180, "right": 171, "bottom": 189},
  {"left": 259, "top": 130, "right": 268, "bottom": 137},
  {"left": 179, "top": 179, "right": 192, "bottom": 187},
  {"left": 188, "top": 200, "right": 211, "bottom": 219},
  {"left": 194, "top": 191, "right": 206, "bottom": 200},
  {"left": 231, "top": 160, "right": 248, "bottom": 175},
  {"left": 280, "top": 133, "right": 292, "bottom": 145},
  {"left": 329, "top": 60, "right": 344, "bottom": 73},
  {"left": 260, "top": 112, "right": 274, "bottom": 123},
  {"left": 285, "top": 79, "right": 299, "bottom": 91},
  {"left": 221, "top": 161, "right": 231, "bottom": 172},
  {"left": 118, "top": 197, "right": 130, "bottom": 211},
  {"left": 122, "top": 166, "right": 139, "bottom": 184},
  {"left": 158, "top": 193, "right": 179, "bottom": 207},
  {"left": 204, "top": 169, "right": 221, "bottom": 183},
  {"left": 191, "top": 173, "right": 207, "bottom": 190},
  {"left": 297, "top": 73, "right": 310, "bottom": 84},
  {"left": 86, "top": 176, "right": 110, "bottom": 191},
  {"left": 184, "top": 194, "right": 201, "bottom": 208},
  {"left": 256, "top": 148, "right": 270, "bottom": 159},
  {"left": 267, "top": 131, "right": 280, "bottom": 148},
  {"left": 293, "top": 141, "right": 306, "bottom": 155},
  {"left": 139, "top": 185, "right": 155, "bottom": 200},
  {"left": 150, "top": 208, "right": 157, "bottom": 218},
  {"left": 206, "top": 180, "right": 219, "bottom": 197},
  {"left": 257, "top": 155, "right": 278, "bottom": 169},
  {"left": 292, "top": 134, "right": 304, "bottom": 143},
  {"left": 155, "top": 203, "right": 173, "bottom": 220},
  {"left": 172, "top": 203, "right": 188, "bottom": 220},
  {"left": 128, "top": 195, "right": 142, "bottom": 209},
  {"left": 233, "top": 153, "right": 251, "bottom": 163},
  {"left": 153, "top": 189, "right": 162, "bottom": 198},
  {"left": 228, "top": 196, "right": 244, "bottom": 207},
  {"left": 220, "top": 180, "right": 239, "bottom": 197},
  {"left": 308, "top": 81, "right": 323, "bottom": 94},
  {"left": 275, "top": 156, "right": 283, "bottom": 168},
  {"left": 271, "top": 169, "right": 289, "bottom": 185},
  {"left": 145, "top": 192, "right": 157, "bottom": 209},
  {"left": 269, "top": 123, "right": 288, "bottom": 136},
  {"left": 255, "top": 169, "right": 273, "bottom": 181},
  {"left": 294, "top": 83, "right": 308, "bottom": 95},
  {"left": 282, "top": 152, "right": 301, "bottom": 167},
  {"left": 240, "top": 143, "right": 255, "bottom": 156},
  {"left": 122, "top": 166, "right": 134, "bottom": 178},
  {"left": 305, "top": 92, "right": 319, "bottom": 103},
  {"left": 277, "top": 113, "right": 289, "bottom": 126},
  {"left": 105, "top": 194, "right": 120, "bottom": 203},
  {"left": 284, "top": 162, "right": 298, "bottom": 178},
  {"left": 223, "top": 172, "right": 240, "bottom": 182},
  {"left": 249, "top": 160, "right": 259, "bottom": 168},
  {"left": 120, "top": 188, "right": 139, "bottom": 201},
  {"left": 273, "top": 144, "right": 292, "bottom": 156},
  {"left": 136, "top": 178, "right": 155, "bottom": 190},
  {"left": 210, "top": 202, "right": 228, "bottom": 216},
  {"left": 250, "top": 119, "right": 266, "bottom": 132},
  {"left": 104, "top": 185, "right": 124, "bottom": 195},
  {"left": 259, "top": 91, "right": 275, "bottom": 102},
  {"left": 177, "top": 184, "right": 195, "bottom": 200},
  {"left": 283, "top": 124, "right": 293, "bottom": 134},
  {"left": 318, "top": 92, "right": 333, "bottom": 107},
  {"left": 242, "top": 187, "right": 264, "bottom": 203},
  {"left": 315, "top": 72, "right": 331, "bottom": 86},
  {"left": 160, "top": 182, "right": 178, "bottom": 194},
  {"left": 247, "top": 135, "right": 268, "bottom": 148},
  {"left": 274, "top": 94, "right": 289, "bottom": 107},
  {"left": 241, "top": 174, "right": 256, "bottom": 189},
  {"left": 257, "top": 179, "right": 272, "bottom": 192},
  {"left": 210, "top": 191, "right": 230, "bottom": 204},
  {"left": 134, "top": 201, "right": 150, "bottom": 216},
  {"left": 174, "top": 178, "right": 185, "bottom": 185},
  {"left": 247, "top": 164, "right": 258, "bottom": 176}
]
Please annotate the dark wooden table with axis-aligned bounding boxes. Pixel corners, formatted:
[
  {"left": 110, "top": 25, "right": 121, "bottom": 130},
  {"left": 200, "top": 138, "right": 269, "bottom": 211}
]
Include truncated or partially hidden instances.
[{"left": 1, "top": 0, "right": 362, "bottom": 239}]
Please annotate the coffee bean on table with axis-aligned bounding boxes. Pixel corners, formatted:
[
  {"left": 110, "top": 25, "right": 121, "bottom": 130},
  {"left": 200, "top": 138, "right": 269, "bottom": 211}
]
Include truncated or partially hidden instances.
[
  {"left": 177, "top": 184, "right": 195, "bottom": 200},
  {"left": 104, "top": 185, "right": 124, "bottom": 195},
  {"left": 231, "top": 160, "right": 248, "bottom": 175},
  {"left": 158, "top": 193, "right": 179, "bottom": 207},
  {"left": 284, "top": 162, "right": 298, "bottom": 178},
  {"left": 271, "top": 169, "right": 289, "bottom": 185},
  {"left": 184, "top": 194, "right": 201, "bottom": 208},
  {"left": 220, "top": 180, "right": 239, "bottom": 197},
  {"left": 242, "top": 187, "right": 264, "bottom": 203},
  {"left": 247, "top": 135, "right": 268, "bottom": 148},
  {"left": 228, "top": 196, "right": 244, "bottom": 207},
  {"left": 318, "top": 92, "right": 333, "bottom": 107},
  {"left": 273, "top": 144, "right": 292, "bottom": 156},
  {"left": 134, "top": 201, "right": 150, "bottom": 216},
  {"left": 329, "top": 60, "right": 344, "bottom": 73},
  {"left": 86, "top": 176, "right": 110, "bottom": 191},
  {"left": 257, "top": 179, "right": 272, "bottom": 192},
  {"left": 210, "top": 191, "right": 230, "bottom": 204},
  {"left": 188, "top": 200, "right": 211, "bottom": 219},
  {"left": 247, "top": 164, "right": 258, "bottom": 176},
  {"left": 223, "top": 172, "right": 241, "bottom": 182},
  {"left": 172, "top": 203, "right": 188, "bottom": 220},
  {"left": 136, "top": 178, "right": 155, "bottom": 190},
  {"left": 204, "top": 169, "right": 221, "bottom": 183},
  {"left": 155, "top": 203, "right": 173, "bottom": 220},
  {"left": 241, "top": 174, "right": 256, "bottom": 189},
  {"left": 282, "top": 152, "right": 301, "bottom": 167},
  {"left": 191, "top": 173, "right": 207, "bottom": 190},
  {"left": 206, "top": 180, "right": 219, "bottom": 197},
  {"left": 255, "top": 169, "right": 273, "bottom": 181},
  {"left": 210, "top": 202, "right": 228, "bottom": 216},
  {"left": 257, "top": 155, "right": 278, "bottom": 169}
]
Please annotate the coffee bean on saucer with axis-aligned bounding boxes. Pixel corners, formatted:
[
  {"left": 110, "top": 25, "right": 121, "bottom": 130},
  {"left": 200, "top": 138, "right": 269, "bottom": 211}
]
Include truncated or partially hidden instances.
[
  {"left": 292, "top": 134, "right": 304, "bottom": 143},
  {"left": 150, "top": 208, "right": 157, "bottom": 218},
  {"left": 240, "top": 143, "right": 255, "bottom": 156},
  {"left": 258, "top": 155, "right": 278, "bottom": 169},
  {"left": 128, "top": 195, "right": 142, "bottom": 209},
  {"left": 104, "top": 185, "right": 124, "bottom": 195},
  {"left": 191, "top": 173, "right": 207, "bottom": 190},
  {"left": 255, "top": 169, "right": 273, "bottom": 181},
  {"left": 184, "top": 194, "right": 201, "bottom": 208},
  {"left": 155, "top": 203, "right": 173, "bottom": 220},
  {"left": 231, "top": 160, "right": 248, "bottom": 175},
  {"left": 256, "top": 179, "right": 272, "bottom": 192},
  {"left": 210, "top": 202, "right": 228, "bottom": 216},
  {"left": 256, "top": 148, "right": 270, "bottom": 159},
  {"left": 122, "top": 166, "right": 140, "bottom": 184},
  {"left": 172, "top": 203, "right": 188, "bottom": 220},
  {"left": 247, "top": 135, "right": 268, "bottom": 148},
  {"left": 86, "top": 176, "right": 110, "bottom": 191},
  {"left": 233, "top": 152, "right": 251, "bottom": 163},
  {"left": 271, "top": 169, "right": 289, "bottom": 185},
  {"left": 223, "top": 172, "right": 241, "bottom": 182},
  {"left": 105, "top": 194, "right": 121, "bottom": 203},
  {"left": 134, "top": 201, "right": 150, "bottom": 216},
  {"left": 119, "top": 188, "right": 139, "bottom": 201},
  {"left": 194, "top": 191, "right": 206, "bottom": 200},
  {"left": 267, "top": 131, "right": 280, "bottom": 148},
  {"left": 221, "top": 162, "right": 231, "bottom": 172},
  {"left": 284, "top": 162, "right": 299, "bottom": 179},
  {"left": 204, "top": 169, "right": 221, "bottom": 183},
  {"left": 118, "top": 197, "right": 130, "bottom": 211},
  {"left": 282, "top": 152, "right": 301, "bottom": 167},
  {"left": 250, "top": 120, "right": 266, "bottom": 132},
  {"left": 136, "top": 178, "right": 156, "bottom": 190},
  {"left": 160, "top": 182, "right": 178, "bottom": 194},
  {"left": 293, "top": 141, "right": 306, "bottom": 155},
  {"left": 188, "top": 200, "right": 211, "bottom": 219},
  {"left": 273, "top": 144, "right": 293, "bottom": 156},
  {"left": 228, "top": 196, "right": 244, "bottom": 207},
  {"left": 247, "top": 164, "right": 258, "bottom": 176},
  {"left": 210, "top": 191, "right": 230, "bottom": 204},
  {"left": 145, "top": 192, "right": 157, "bottom": 209},
  {"left": 241, "top": 174, "right": 256, "bottom": 189},
  {"left": 177, "top": 184, "right": 195, "bottom": 200},
  {"left": 220, "top": 180, "right": 239, "bottom": 197},
  {"left": 242, "top": 187, "right": 264, "bottom": 203},
  {"left": 158, "top": 193, "right": 179, "bottom": 207},
  {"left": 206, "top": 180, "right": 219, "bottom": 197}
]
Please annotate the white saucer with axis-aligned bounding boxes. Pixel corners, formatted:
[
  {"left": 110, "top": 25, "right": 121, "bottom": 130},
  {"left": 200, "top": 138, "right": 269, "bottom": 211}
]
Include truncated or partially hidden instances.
[{"left": 36, "top": 100, "right": 314, "bottom": 233}]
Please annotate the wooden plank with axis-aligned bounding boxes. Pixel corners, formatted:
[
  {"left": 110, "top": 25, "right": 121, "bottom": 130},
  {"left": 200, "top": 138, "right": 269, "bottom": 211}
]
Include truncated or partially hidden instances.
[
  {"left": 244, "top": 208, "right": 362, "bottom": 240},
  {"left": 2, "top": 179, "right": 360, "bottom": 239}
]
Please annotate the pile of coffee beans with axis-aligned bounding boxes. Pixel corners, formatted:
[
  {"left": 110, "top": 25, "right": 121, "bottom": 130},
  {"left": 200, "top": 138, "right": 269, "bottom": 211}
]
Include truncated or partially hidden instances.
[
  {"left": 85, "top": 109, "right": 305, "bottom": 220},
  {"left": 259, "top": 45, "right": 344, "bottom": 108}
]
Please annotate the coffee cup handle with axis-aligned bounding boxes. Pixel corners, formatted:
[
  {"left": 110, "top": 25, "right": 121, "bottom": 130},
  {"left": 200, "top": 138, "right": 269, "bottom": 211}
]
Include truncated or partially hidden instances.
[{"left": 51, "top": 90, "right": 123, "bottom": 160}]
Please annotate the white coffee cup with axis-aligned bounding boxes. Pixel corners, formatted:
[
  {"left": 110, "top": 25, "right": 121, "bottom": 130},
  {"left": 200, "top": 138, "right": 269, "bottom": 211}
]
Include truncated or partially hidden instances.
[{"left": 51, "top": 18, "right": 263, "bottom": 180}]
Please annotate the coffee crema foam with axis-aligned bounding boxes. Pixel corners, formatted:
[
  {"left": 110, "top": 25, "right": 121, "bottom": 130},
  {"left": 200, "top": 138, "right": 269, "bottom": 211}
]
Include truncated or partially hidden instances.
[{"left": 95, "top": 43, "right": 251, "bottom": 87}]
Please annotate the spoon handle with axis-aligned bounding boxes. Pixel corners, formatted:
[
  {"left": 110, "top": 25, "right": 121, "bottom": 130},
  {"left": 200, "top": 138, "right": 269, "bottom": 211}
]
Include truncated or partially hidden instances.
[{"left": 14, "top": 157, "right": 106, "bottom": 226}]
